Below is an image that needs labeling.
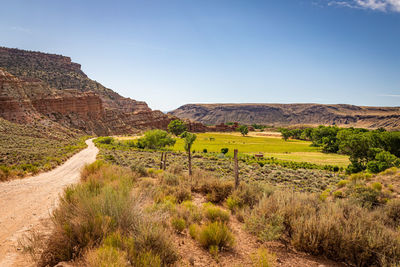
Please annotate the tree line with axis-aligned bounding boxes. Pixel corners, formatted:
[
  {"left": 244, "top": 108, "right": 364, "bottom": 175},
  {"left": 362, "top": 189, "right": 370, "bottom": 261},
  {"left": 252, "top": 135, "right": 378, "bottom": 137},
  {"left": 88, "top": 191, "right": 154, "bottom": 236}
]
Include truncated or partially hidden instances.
[{"left": 279, "top": 126, "right": 400, "bottom": 173}]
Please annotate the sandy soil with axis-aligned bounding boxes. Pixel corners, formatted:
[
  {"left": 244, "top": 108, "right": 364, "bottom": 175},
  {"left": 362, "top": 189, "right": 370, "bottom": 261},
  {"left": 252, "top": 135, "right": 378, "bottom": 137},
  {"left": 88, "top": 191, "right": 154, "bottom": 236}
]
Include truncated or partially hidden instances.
[{"left": 0, "top": 139, "right": 98, "bottom": 267}]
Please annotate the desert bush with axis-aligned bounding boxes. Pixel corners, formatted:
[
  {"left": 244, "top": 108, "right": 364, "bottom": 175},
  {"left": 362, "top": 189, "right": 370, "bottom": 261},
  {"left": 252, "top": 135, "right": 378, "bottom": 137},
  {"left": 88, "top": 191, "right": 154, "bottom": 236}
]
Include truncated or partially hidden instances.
[
  {"left": 162, "top": 172, "right": 180, "bottom": 186},
  {"left": 194, "top": 222, "right": 235, "bottom": 251},
  {"left": 85, "top": 245, "right": 127, "bottom": 267},
  {"left": 191, "top": 173, "right": 234, "bottom": 203},
  {"left": 169, "top": 163, "right": 183, "bottom": 174},
  {"left": 176, "top": 201, "right": 203, "bottom": 224},
  {"left": 130, "top": 162, "right": 147, "bottom": 177},
  {"left": 245, "top": 190, "right": 400, "bottom": 266},
  {"left": 227, "top": 182, "right": 266, "bottom": 211},
  {"left": 371, "top": 182, "right": 383, "bottom": 191},
  {"left": 96, "top": 136, "right": 114, "bottom": 145},
  {"left": 349, "top": 185, "right": 382, "bottom": 208},
  {"left": 32, "top": 164, "right": 177, "bottom": 266},
  {"left": 383, "top": 199, "right": 400, "bottom": 228},
  {"left": 336, "top": 179, "right": 349, "bottom": 188},
  {"left": 226, "top": 196, "right": 240, "bottom": 212},
  {"left": 133, "top": 222, "right": 179, "bottom": 265},
  {"left": 171, "top": 217, "right": 186, "bottom": 233},
  {"left": 251, "top": 248, "right": 276, "bottom": 267},
  {"left": 0, "top": 165, "right": 11, "bottom": 181},
  {"left": 203, "top": 203, "right": 230, "bottom": 223},
  {"left": 81, "top": 160, "right": 105, "bottom": 180},
  {"left": 174, "top": 186, "right": 192, "bottom": 203}
]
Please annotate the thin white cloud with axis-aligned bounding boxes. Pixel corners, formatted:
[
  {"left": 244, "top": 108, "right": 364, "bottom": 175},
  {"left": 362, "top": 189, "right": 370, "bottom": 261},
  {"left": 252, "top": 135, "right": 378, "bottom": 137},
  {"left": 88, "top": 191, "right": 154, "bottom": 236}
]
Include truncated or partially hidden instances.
[
  {"left": 378, "top": 94, "right": 400, "bottom": 97},
  {"left": 9, "top": 26, "right": 31, "bottom": 33},
  {"left": 329, "top": 0, "right": 400, "bottom": 12}
]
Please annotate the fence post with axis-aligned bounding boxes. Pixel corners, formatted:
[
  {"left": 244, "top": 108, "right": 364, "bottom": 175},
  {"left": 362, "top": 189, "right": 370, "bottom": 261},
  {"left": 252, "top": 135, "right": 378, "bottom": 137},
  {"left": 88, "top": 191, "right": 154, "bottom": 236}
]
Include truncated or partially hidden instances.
[
  {"left": 234, "top": 149, "right": 239, "bottom": 189},
  {"left": 163, "top": 152, "right": 167, "bottom": 170},
  {"left": 160, "top": 152, "right": 164, "bottom": 170}
]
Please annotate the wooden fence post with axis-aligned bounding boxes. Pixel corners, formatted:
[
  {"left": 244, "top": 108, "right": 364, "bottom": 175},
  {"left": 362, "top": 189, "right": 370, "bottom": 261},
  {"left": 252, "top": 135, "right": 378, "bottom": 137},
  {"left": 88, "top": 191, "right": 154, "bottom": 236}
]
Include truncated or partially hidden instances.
[
  {"left": 160, "top": 152, "right": 164, "bottom": 170},
  {"left": 234, "top": 149, "right": 239, "bottom": 189},
  {"left": 188, "top": 144, "right": 192, "bottom": 176},
  {"left": 163, "top": 152, "right": 167, "bottom": 170}
]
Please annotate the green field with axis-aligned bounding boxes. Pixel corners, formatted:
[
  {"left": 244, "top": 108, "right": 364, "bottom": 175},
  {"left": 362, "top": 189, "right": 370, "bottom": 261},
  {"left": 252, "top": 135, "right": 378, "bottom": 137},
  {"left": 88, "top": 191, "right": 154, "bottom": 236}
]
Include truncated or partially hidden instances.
[{"left": 172, "top": 132, "right": 349, "bottom": 167}]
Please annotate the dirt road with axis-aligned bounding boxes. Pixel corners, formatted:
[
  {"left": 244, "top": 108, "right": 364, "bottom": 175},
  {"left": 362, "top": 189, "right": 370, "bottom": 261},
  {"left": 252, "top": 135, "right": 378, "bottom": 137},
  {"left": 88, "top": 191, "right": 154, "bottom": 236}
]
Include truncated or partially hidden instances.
[{"left": 0, "top": 139, "right": 98, "bottom": 266}]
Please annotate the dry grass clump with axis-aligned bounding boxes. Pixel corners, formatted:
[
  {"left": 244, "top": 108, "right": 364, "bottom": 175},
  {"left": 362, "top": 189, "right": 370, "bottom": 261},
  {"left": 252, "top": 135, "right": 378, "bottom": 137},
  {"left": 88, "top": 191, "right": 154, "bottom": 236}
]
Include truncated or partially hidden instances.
[
  {"left": 245, "top": 191, "right": 400, "bottom": 266},
  {"left": 251, "top": 248, "right": 277, "bottom": 267},
  {"left": 203, "top": 203, "right": 230, "bottom": 223},
  {"left": 25, "top": 162, "right": 178, "bottom": 266},
  {"left": 190, "top": 222, "right": 235, "bottom": 253},
  {"left": 190, "top": 170, "right": 234, "bottom": 203},
  {"left": 226, "top": 182, "right": 273, "bottom": 212}
]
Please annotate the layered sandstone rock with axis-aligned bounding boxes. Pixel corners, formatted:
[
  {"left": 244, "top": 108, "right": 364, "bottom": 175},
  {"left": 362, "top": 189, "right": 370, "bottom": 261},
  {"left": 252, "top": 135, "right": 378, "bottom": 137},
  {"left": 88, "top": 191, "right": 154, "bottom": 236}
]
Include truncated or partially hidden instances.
[
  {"left": 170, "top": 103, "right": 400, "bottom": 130},
  {"left": 0, "top": 47, "right": 176, "bottom": 135}
]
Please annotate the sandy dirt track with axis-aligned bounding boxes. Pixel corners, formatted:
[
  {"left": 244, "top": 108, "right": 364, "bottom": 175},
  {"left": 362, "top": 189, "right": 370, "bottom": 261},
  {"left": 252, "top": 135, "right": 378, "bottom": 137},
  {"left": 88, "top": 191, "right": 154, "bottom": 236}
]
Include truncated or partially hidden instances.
[{"left": 0, "top": 139, "right": 98, "bottom": 266}]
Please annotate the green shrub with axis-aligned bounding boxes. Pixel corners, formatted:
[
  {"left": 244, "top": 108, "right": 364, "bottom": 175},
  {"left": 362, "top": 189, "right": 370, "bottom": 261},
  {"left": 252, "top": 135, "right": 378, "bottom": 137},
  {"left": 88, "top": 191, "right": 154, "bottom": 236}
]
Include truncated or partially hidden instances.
[
  {"left": 97, "top": 136, "right": 114, "bottom": 145},
  {"left": 371, "top": 182, "right": 383, "bottom": 191},
  {"left": 134, "top": 251, "right": 162, "bottom": 267},
  {"left": 136, "top": 130, "right": 176, "bottom": 149},
  {"left": 333, "top": 190, "right": 343, "bottom": 199},
  {"left": 336, "top": 179, "right": 349, "bottom": 188},
  {"left": 251, "top": 248, "right": 276, "bottom": 267},
  {"left": 81, "top": 160, "right": 105, "bottom": 180},
  {"left": 229, "top": 183, "right": 265, "bottom": 209},
  {"left": 163, "top": 172, "right": 180, "bottom": 186},
  {"left": 221, "top": 148, "right": 229, "bottom": 154},
  {"left": 226, "top": 196, "right": 240, "bottom": 212},
  {"left": 203, "top": 203, "right": 230, "bottom": 223},
  {"left": 196, "top": 222, "right": 235, "bottom": 250},
  {"left": 350, "top": 185, "right": 381, "bottom": 208},
  {"left": 194, "top": 177, "right": 233, "bottom": 203},
  {"left": 177, "top": 201, "right": 203, "bottom": 224},
  {"left": 189, "top": 224, "right": 198, "bottom": 239},
  {"left": 173, "top": 186, "right": 192, "bottom": 203},
  {"left": 171, "top": 217, "right": 186, "bottom": 233},
  {"left": 130, "top": 162, "right": 147, "bottom": 177},
  {"left": 85, "top": 245, "right": 127, "bottom": 267}
]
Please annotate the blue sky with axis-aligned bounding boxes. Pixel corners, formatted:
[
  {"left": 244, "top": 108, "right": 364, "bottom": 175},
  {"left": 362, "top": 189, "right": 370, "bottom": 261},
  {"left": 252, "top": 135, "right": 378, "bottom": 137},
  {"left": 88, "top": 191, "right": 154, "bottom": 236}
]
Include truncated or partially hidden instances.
[{"left": 1, "top": 0, "right": 399, "bottom": 110}]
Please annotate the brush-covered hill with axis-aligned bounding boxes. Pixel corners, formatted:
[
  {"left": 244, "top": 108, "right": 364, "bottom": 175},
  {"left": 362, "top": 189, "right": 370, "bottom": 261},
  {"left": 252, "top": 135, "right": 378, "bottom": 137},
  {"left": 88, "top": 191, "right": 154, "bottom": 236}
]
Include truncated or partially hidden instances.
[
  {"left": 0, "top": 47, "right": 173, "bottom": 135},
  {"left": 169, "top": 103, "right": 400, "bottom": 130}
]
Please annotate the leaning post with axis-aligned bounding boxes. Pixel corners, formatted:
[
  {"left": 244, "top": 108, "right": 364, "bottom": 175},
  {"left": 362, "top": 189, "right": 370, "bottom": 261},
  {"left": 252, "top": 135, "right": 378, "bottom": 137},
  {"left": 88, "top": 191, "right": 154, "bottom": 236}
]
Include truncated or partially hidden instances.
[{"left": 234, "top": 149, "right": 239, "bottom": 189}]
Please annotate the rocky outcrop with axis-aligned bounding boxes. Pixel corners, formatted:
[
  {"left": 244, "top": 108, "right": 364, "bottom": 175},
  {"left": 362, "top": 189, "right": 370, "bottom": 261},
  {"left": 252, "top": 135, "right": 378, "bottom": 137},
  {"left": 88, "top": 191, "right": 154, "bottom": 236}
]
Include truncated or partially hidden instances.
[
  {"left": 0, "top": 47, "right": 175, "bottom": 135},
  {"left": 0, "top": 67, "right": 176, "bottom": 135},
  {"left": 170, "top": 103, "right": 400, "bottom": 130},
  {"left": 0, "top": 47, "right": 151, "bottom": 113}
]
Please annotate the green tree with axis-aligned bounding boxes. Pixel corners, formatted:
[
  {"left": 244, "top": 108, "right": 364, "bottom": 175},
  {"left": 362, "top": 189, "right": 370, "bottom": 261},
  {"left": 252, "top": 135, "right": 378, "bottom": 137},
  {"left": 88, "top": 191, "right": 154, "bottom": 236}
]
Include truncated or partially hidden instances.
[
  {"left": 181, "top": 131, "right": 197, "bottom": 176},
  {"left": 136, "top": 130, "right": 176, "bottom": 149},
  {"left": 280, "top": 128, "right": 291, "bottom": 141},
  {"left": 168, "top": 120, "right": 187, "bottom": 136},
  {"left": 367, "top": 151, "right": 400, "bottom": 173},
  {"left": 238, "top": 125, "right": 249, "bottom": 136}
]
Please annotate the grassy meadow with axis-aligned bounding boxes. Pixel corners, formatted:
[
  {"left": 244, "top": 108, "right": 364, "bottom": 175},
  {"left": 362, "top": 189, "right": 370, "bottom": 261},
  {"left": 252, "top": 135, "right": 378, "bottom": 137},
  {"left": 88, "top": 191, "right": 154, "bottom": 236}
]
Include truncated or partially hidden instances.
[{"left": 117, "top": 132, "right": 350, "bottom": 167}]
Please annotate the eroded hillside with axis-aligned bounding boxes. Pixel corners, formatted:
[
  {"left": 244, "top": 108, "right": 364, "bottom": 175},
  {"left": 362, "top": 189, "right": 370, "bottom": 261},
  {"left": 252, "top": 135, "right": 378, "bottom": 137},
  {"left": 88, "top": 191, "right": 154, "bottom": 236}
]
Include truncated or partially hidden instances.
[
  {"left": 170, "top": 103, "right": 400, "bottom": 130},
  {"left": 0, "top": 47, "right": 173, "bottom": 135}
]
